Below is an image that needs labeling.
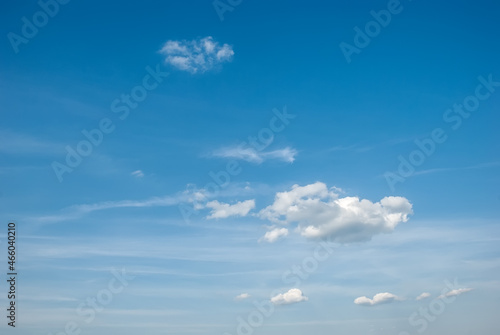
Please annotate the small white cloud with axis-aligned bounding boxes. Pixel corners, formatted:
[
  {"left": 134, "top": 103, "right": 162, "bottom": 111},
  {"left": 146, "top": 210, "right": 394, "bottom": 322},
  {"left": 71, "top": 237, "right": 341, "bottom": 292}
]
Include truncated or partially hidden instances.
[
  {"left": 354, "top": 292, "right": 401, "bottom": 306},
  {"left": 259, "top": 227, "right": 288, "bottom": 243},
  {"left": 212, "top": 146, "right": 297, "bottom": 164},
  {"left": 416, "top": 292, "right": 431, "bottom": 301},
  {"left": 159, "top": 36, "right": 234, "bottom": 74},
  {"left": 438, "top": 288, "right": 473, "bottom": 299},
  {"left": 205, "top": 200, "right": 255, "bottom": 219},
  {"left": 216, "top": 44, "right": 234, "bottom": 61},
  {"left": 259, "top": 182, "right": 412, "bottom": 243},
  {"left": 271, "top": 288, "right": 308, "bottom": 305},
  {"left": 131, "top": 170, "right": 144, "bottom": 178},
  {"left": 235, "top": 293, "right": 251, "bottom": 301}
]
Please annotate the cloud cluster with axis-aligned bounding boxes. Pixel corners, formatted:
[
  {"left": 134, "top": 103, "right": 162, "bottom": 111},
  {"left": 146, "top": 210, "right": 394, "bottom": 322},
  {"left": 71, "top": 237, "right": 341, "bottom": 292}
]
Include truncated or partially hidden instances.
[
  {"left": 259, "top": 182, "right": 413, "bottom": 243},
  {"left": 205, "top": 200, "right": 255, "bottom": 219},
  {"left": 354, "top": 292, "right": 401, "bottom": 306},
  {"left": 355, "top": 287, "right": 473, "bottom": 307},
  {"left": 270, "top": 288, "right": 308, "bottom": 305},
  {"left": 159, "top": 36, "right": 234, "bottom": 73},
  {"left": 212, "top": 146, "right": 297, "bottom": 164}
]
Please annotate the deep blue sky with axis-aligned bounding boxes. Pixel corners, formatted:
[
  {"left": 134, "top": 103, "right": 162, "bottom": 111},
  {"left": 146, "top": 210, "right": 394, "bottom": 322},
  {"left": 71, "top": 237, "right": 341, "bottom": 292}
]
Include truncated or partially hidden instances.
[{"left": 1, "top": 1, "right": 499, "bottom": 334}]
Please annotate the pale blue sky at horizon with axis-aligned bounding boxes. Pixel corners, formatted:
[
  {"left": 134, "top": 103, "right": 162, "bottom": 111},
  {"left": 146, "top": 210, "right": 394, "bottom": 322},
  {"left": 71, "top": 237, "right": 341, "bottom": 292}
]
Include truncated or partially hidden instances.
[{"left": 1, "top": 0, "right": 499, "bottom": 334}]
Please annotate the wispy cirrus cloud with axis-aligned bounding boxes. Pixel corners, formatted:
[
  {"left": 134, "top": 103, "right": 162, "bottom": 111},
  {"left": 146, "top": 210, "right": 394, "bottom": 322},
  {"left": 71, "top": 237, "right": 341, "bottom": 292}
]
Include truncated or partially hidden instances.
[
  {"left": 326, "top": 144, "right": 372, "bottom": 153},
  {"left": 0, "top": 130, "right": 61, "bottom": 155},
  {"left": 437, "top": 288, "right": 473, "bottom": 299},
  {"left": 30, "top": 195, "right": 184, "bottom": 224},
  {"left": 131, "top": 170, "right": 144, "bottom": 178},
  {"left": 159, "top": 36, "right": 234, "bottom": 74},
  {"left": 211, "top": 146, "right": 297, "bottom": 164},
  {"left": 413, "top": 162, "right": 500, "bottom": 176}
]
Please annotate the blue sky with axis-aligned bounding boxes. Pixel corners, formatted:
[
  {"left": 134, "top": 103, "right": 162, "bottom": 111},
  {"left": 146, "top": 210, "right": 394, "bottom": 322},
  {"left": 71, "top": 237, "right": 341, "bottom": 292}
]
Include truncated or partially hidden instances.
[{"left": 1, "top": 0, "right": 499, "bottom": 334}]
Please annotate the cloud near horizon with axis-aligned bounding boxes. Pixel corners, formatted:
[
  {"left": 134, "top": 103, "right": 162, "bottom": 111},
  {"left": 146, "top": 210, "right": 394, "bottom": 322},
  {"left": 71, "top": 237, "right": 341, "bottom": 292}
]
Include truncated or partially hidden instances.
[
  {"left": 354, "top": 292, "right": 401, "bottom": 306},
  {"left": 160, "top": 36, "right": 234, "bottom": 73}
]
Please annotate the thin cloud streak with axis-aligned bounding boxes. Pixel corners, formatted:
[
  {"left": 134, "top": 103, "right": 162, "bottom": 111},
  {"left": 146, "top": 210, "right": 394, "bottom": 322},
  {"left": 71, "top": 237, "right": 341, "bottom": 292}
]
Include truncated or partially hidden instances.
[
  {"left": 413, "top": 162, "right": 500, "bottom": 176},
  {"left": 211, "top": 146, "right": 297, "bottom": 163}
]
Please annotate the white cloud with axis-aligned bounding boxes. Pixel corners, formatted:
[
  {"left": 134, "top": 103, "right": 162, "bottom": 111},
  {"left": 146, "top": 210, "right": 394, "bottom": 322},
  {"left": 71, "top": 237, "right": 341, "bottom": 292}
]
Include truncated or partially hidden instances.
[
  {"left": 416, "top": 292, "right": 431, "bottom": 301},
  {"left": 259, "top": 182, "right": 412, "bottom": 243},
  {"left": 205, "top": 200, "right": 255, "bottom": 219},
  {"left": 212, "top": 146, "right": 297, "bottom": 164},
  {"left": 354, "top": 292, "right": 401, "bottom": 306},
  {"left": 235, "top": 293, "right": 251, "bottom": 301},
  {"left": 271, "top": 288, "right": 308, "bottom": 305},
  {"left": 32, "top": 183, "right": 260, "bottom": 225},
  {"left": 259, "top": 227, "right": 289, "bottom": 243},
  {"left": 131, "top": 170, "right": 144, "bottom": 178},
  {"left": 159, "top": 36, "right": 234, "bottom": 74},
  {"left": 438, "top": 288, "right": 473, "bottom": 299}
]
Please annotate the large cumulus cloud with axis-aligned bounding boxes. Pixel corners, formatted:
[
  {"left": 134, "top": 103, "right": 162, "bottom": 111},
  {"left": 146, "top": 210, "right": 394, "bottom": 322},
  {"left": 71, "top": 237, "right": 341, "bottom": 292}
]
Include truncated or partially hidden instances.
[{"left": 259, "top": 182, "right": 412, "bottom": 243}]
